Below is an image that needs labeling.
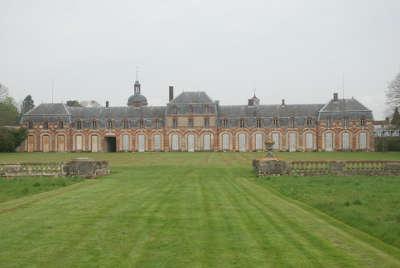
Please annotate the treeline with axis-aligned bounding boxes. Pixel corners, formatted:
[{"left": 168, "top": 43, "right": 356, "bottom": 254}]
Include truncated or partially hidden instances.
[{"left": 0, "top": 83, "right": 29, "bottom": 152}]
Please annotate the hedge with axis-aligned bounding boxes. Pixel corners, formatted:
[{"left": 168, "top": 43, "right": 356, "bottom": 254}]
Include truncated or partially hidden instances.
[{"left": 375, "top": 137, "right": 400, "bottom": 152}]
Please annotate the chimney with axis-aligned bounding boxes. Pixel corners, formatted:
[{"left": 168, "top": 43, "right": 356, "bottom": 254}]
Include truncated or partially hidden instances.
[
  {"left": 333, "top": 93, "right": 338, "bottom": 101},
  {"left": 106, "top": 101, "right": 109, "bottom": 108},
  {"left": 169, "top": 86, "right": 174, "bottom": 102},
  {"left": 281, "top": 99, "right": 285, "bottom": 106}
]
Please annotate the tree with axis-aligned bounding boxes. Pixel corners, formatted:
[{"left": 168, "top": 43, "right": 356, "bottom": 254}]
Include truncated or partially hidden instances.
[
  {"left": 0, "top": 127, "right": 27, "bottom": 152},
  {"left": 391, "top": 107, "right": 400, "bottom": 128},
  {"left": 0, "top": 96, "right": 19, "bottom": 126},
  {"left": 0, "top": 83, "right": 8, "bottom": 102},
  {"left": 66, "top": 100, "right": 82, "bottom": 107},
  {"left": 21, "top": 95, "right": 35, "bottom": 114},
  {"left": 387, "top": 72, "right": 400, "bottom": 108}
]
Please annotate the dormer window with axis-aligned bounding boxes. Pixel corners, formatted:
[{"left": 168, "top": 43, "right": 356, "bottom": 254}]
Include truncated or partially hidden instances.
[
  {"left": 306, "top": 118, "right": 312, "bottom": 127},
  {"left": 58, "top": 121, "right": 64, "bottom": 129},
  {"left": 76, "top": 120, "right": 82, "bottom": 130},
  {"left": 107, "top": 120, "right": 113, "bottom": 129},
  {"left": 172, "top": 106, "right": 178, "bottom": 114},
  {"left": 92, "top": 120, "right": 97, "bottom": 129},
  {"left": 240, "top": 119, "right": 245, "bottom": 128},
  {"left": 343, "top": 117, "right": 348, "bottom": 128},
  {"left": 256, "top": 118, "right": 262, "bottom": 128},
  {"left": 172, "top": 118, "right": 178, "bottom": 128},
  {"left": 327, "top": 117, "right": 332, "bottom": 128},
  {"left": 189, "top": 105, "right": 194, "bottom": 113},
  {"left": 289, "top": 117, "right": 295, "bottom": 128},
  {"left": 28, "top": 121, "right": 33, "bottom": 129},
  {"left": 155, "top": 119, "right": 160, "bottom": 129},
  {"left": 222, "top": 119, "right": 228, "bottom": 128},
  {"left": 204, "top": 104, "right": 210, "bottom": 113},
  {"left": 360, "top": 117, "right": 366, "bottom": 127},
  {"left": 122, "top": 119, "right": 129, "bottom": 129},
  {"left": 139, "top": 119, "right": 145, "bottom": 129},
  {"left": 43, "top": 121, "right": 49, "bottom": 130},
  {"left": 273, "top": 118, "right": 279, "bottom": 127}
]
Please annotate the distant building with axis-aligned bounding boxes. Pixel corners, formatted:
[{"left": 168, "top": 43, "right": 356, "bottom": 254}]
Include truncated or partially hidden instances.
[{"left": 20, "top": 81, "right": 374, "bottom": 152}]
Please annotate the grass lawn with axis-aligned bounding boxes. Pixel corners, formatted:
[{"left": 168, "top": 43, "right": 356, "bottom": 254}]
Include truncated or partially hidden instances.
[{"left": 0, "top": 152, "right": 400, "bottom": 267}]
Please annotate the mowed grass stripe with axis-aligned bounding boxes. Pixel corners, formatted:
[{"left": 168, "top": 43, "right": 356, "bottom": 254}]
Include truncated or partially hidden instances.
[
  {"left": 235, "top": 177, "right": 400, "bottom": 267},
  {"left": 0, "top": 168, "right": 173, "bottom": 267}
]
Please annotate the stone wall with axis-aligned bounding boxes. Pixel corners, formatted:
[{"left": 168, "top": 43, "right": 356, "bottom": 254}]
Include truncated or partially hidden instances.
[
  {"left": 0, "top": 158, "right": 109, "bottom": 178},
  {"left": 253, "top": 159, "right": 400, "bottom": 177}
]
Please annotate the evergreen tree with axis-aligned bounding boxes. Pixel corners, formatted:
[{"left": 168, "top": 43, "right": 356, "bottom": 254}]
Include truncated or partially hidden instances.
[
  {"left": 21, "top": 95, "right": 35, "bottom": 114},
  {"left": 66, "top": 100, "right": 82, "bottom": 107},
  {"left": 391, "top": 107, "right": 400, "bottom": 128}
]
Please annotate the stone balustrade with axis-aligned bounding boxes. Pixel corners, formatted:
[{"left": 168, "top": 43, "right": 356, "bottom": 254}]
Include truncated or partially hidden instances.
[
  {"left": 253, "top": 159, "right": 400, "bottom": 177},
  {"left": 0, "top": 158, "right": 109, "bottom": 178}
]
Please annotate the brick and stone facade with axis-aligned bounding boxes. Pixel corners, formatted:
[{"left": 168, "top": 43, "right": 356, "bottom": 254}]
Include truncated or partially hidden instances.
[{"left": 20, "top": 81, "right": 374, "bottom": 152}]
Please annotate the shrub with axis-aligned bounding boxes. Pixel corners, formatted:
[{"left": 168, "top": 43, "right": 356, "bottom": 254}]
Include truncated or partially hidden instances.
[
  {"left": 0, "top": 127, "right": 27, "bottom": 152},
  {"left": 375, "top": 137, "right": 400, "bottom": 151}
]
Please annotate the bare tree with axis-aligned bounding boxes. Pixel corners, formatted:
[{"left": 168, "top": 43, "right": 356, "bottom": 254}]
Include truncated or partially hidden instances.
[
  {"left": 0, "top": 83, "right": 9, "bottom": 102},
  {"left": 387, "top": 72, "right": 400, "bottom": 108}
]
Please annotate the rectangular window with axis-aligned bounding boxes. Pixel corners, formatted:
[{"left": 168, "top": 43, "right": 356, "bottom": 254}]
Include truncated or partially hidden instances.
[
  {"left": 123, "top": 120, "right": 129, "bottom": 129},
  {"left": 256, "top": 119, "right": 262, "bottom": 128},
  {"left": 240, "top": 119, "right": 245, "bottom": 128},
  {"left": 172, "top": 118, "right": 178, "bottom": 128},
  {"left": 204, "top": 118, "right": 210, "bottom": 128},
  {"left": 28, "top": 121, "right": 33, "bottom": 129},
  {"left": 273, "top": 118, "right": 279, "bottom": 127},
  {"left": 139, "top": 119, "right": 144, "bottom": 129},
  {"left": 107, "top": 120, "right": 113, "bottom": 129},
  {"left": 306, "top": 118, "right": 312, "bottom": 127},
  {"left": 58, "top": 121, "right": 64, "bottom": 129},
  {"left": 222, "top": 119, "right": 228, "bottom": 128},
  {"left": 188, "top": 118, "right": 194, "bottom": 128},
  {"left": 43, "top": 122, "right": 49, "bottom": 130},
  {"left": 76, "top": 121, "right": 82, "bottom": 130},
  {"left": 92, "top": 120, "right": 97, "bottom": 129},
  {"left": 155, "top": 119, "right": 160, "bottom": 129},
  {"left": 360, "top": 118, "right": 366, "bottom": 127},
  {"left": 289, "top": 118, "right": 295, "bottom": 128}
]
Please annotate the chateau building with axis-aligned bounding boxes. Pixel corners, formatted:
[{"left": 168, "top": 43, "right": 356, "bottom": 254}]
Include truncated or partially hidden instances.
[{"left": 20, "top": 80, "right": 374, "bottom": 152}]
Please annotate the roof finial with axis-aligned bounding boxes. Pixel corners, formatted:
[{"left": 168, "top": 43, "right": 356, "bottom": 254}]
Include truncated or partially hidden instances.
[{"left": 135, "top": 66, "right": 139, "bottom": 81}]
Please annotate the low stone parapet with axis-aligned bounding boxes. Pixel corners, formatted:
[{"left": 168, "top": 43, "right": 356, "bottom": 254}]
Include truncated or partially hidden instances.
[
  {"left": 0, "top": 158, "right": 109, "bottom": 178},
  {"left": 253, "top": 159, "right": 400, "bottom": 177}
]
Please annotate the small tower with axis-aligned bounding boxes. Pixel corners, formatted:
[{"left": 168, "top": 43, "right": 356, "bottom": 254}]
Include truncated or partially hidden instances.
[
  {"left": 248, "top": 93, "right": 260, "bottom": 106},
  {"left": 134, "top": 80, "right": 141, "bottom": 95}
]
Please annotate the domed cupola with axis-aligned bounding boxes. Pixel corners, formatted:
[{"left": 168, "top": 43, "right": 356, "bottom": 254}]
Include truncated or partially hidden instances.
[{"left": 127, "top": 80, "right": 148, "bottom": 107}]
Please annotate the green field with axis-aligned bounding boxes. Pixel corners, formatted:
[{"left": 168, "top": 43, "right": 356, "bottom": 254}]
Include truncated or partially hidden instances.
[{"left": 1, "top": 152, "right": 400, "bottom": 267}]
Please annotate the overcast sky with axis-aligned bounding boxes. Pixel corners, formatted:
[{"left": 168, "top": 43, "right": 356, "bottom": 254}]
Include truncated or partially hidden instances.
[{"left": 1, "top": 0, "right": 399, "bottom": 118}]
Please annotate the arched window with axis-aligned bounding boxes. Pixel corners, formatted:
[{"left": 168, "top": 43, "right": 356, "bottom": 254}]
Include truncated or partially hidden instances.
[{"left": 28, "top": 121, "right": 33, "bottom": 129}]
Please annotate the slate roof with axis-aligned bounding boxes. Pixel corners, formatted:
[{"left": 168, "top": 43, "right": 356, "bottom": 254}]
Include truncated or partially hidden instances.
[
  {"left": 170, "top": 92, "right": 214, "bottom": 104},
  {"left": 219, "top": 104, "right": 324, "bottom": 118},
  {"left": 318, "top": 98, "right": 373, "bottom": 120}
]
